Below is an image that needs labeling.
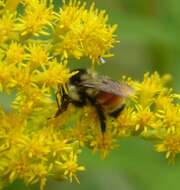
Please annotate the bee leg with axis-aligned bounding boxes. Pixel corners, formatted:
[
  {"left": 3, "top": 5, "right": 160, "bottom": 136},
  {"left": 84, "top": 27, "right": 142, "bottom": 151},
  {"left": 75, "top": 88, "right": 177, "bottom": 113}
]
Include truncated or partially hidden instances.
[
  {"left": 70, "top": 99, "right": 86, "bottom": 107},
  {"left": 109, "top": 103, "right": 126, "bottom": 118},
  {"left": 95, "top": 103, "right": 106, "bottom": 133},
  {"left": 94, "top": 102, "right": 107, "bottom": 148},
  {"left": 54, "top": 95, "right": 70, "bottom": 117},
  {"left": 87, "top": 96, "right": 106, "bottom": 133},
  {"left": 55, "top": 91, "right": 61, "bottom": 109}
]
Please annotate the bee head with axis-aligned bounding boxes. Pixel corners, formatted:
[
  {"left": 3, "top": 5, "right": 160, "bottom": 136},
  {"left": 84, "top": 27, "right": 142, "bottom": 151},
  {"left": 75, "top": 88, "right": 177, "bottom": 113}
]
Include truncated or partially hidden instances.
[
  {"left": 69, "top": 69, "right": 87, "bottom": 84},
  {"left": 70, "top": 68, "right": 96, "bottom": 85}
]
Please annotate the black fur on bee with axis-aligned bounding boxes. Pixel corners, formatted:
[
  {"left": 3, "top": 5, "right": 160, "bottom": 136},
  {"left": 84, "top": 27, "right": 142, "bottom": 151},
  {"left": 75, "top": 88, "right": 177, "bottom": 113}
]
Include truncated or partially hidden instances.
[{"left": 55, "top": 69, "right": 133, "bottom": 133}]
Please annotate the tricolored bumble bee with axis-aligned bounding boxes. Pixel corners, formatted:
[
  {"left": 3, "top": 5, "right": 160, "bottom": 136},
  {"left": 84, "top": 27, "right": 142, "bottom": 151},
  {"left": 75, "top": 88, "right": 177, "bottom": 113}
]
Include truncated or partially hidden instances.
[{"left": 55, "top": 69, "right": 133, "bottom": 133}]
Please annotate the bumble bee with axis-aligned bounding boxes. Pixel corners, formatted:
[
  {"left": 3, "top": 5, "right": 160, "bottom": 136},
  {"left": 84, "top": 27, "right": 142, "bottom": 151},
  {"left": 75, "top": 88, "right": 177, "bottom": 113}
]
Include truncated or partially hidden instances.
[{"left": 55, "top": 69, "right": 133, "bottom": 133}]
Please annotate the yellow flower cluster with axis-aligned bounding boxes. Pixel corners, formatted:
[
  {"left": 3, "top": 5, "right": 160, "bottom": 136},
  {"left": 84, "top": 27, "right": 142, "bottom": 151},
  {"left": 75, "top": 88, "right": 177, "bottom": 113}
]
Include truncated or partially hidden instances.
[
  {"left": 54, "top": 0, "right": 117, "bottom": 62},
  {"left": 0, "top": 0, "right": 179, "bottom": 189},
  {"left": 130, "top": 73, "right": 180, "bottom": 163}
]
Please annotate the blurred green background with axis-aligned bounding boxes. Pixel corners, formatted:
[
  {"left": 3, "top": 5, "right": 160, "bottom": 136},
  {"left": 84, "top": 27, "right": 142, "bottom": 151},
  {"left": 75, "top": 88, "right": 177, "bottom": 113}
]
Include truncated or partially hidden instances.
[{"left": 5, "top": 0, "right": 180, "bottom": 189}]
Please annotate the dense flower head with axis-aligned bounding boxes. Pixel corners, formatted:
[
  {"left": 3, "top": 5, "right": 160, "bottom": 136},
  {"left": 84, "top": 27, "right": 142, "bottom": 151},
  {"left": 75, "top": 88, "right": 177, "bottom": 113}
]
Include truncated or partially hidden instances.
[
  {"left": 17, "top": 0, "right": 55, "bottom": 37},
  {"left": 0, "top": 11, "right": 16, "bottom": 45},
  {"left": 54, "top": 0, "right": 117, "bottom": 63},
  {"left": 0, "top": 0, "right": 179, "bottom": 189},
  {"left": 155, "top": 134, "right": 180, "bottom": 163},
  {"left": 4, "top": 41, "right": 25, "bottom": 65},
  {"left": 25, "top": 42, "right": 51, "bottom": 68}
]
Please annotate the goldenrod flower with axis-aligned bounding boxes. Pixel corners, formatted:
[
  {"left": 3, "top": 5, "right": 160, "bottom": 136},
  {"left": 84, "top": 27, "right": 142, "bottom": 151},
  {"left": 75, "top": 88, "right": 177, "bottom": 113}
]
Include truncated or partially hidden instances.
[
  {"left": 54, "top": 0, "right": 117, "bottom": 63},
  {"left": 90, "top": 132, "right": 118, "bottom": 159},
  {"left": 155, "top": 134, "right": 180, "bottom": 163},
  {"left": 9, "top": 65, "right": 35, "bottom": 90},
  {"left": 53, "top": 0, "right": 86, "bottom": 59},
  {"left": 115, "top": 107, "right": 136, "bottom": 136},
  {"left": 155, "top": 90, "right": 174, "bottom": 110},
  {"left": 0, "top": 0, "right": 179, "bottom": 189},
  {"left": 34, "top": 60, "right": 77, "bottom": 90},
  {"left": 80, "top": 3, "right": 117, "bottom": 64},
  {"left": 156, "top": 104, "right": 180, "bottom": 134},
  {"left": 4, "top": 41, "right": 25, "bottom": 65},
  {"left": 29, "top": 163, "right": 49, "bottom": 190},
  {"left": 25, "top": 43, "right": 51, "bottom": 69},
  {"left": 17, "top": 0, "right": 55, "bottom": 38},
  {"left": 134, "top": 105, "right": 156, "bottom": 133},
  {"left": 0, "top": 11, "right": 16, "bottom": 44},
  {"left": 0, "top": 62, "right": 13, "bottom": 92},
  {"left": 133, "top": 72, "right": 166, "bottom": 107},
  {"left": 58, "top": 0, "right": 86, "bottom": 32},
  {"left": 56, "top": 151, "right": 85, "bottom": 183},
  {"left": 54, "top": 31, "right": 83, "bottom": 60}
]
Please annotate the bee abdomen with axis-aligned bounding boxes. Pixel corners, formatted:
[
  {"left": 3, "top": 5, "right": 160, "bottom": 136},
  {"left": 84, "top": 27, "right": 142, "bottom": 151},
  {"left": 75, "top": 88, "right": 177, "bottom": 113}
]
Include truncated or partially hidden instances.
[
  {"left": 109, "top": 104, "right": 126, "bottom": 118},
  {"left": 96, "top": 92, "right": 125, "bottom": 117}
]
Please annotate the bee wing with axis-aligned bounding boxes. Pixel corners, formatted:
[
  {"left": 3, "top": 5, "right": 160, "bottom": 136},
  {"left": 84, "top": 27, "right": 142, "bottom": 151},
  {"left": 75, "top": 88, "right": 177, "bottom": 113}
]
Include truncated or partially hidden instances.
[{"left": 80, "top": 77, "right": 133, "bottom": 97}]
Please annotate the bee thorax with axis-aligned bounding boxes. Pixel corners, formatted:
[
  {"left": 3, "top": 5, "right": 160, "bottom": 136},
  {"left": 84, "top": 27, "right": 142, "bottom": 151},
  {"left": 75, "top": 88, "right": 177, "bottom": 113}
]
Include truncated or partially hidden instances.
[
  {"left": 67, "top": 84, "right": 80, "bottom": 101},
  {"left": 85, "top": 88, "right": 98, "bottom": 97}
]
